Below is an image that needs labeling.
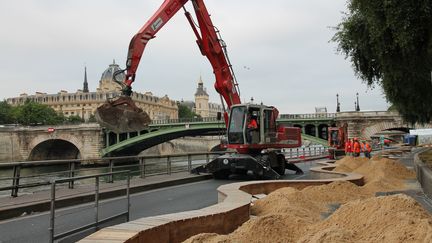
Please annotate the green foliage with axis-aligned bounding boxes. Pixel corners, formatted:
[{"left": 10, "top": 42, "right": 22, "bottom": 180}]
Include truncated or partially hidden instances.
[
  {"left": 178, "top": 103, "right": 200, "bottom": 119},
  {"left": 66, "top": 115, "right": 84, "bottom": 124},
  {"left": 333, "top": 0, "right": 432, "bottom": 124},
  {"left": 0, "top": 101, "right": 14, "bottom": 124},
  {"left": 14, "top": 100, "right": 65, "bottom": 125}
]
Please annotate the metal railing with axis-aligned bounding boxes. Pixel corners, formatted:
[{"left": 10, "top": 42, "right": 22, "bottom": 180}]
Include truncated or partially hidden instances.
[
  {"left": 0, "top": 147, "right": 329, "bottom": 197},
  {"left": 279, "top": 113, "right": 336, "bottom": 120},
  {"left": 0, "top": 152, "right": 224, "bottom": 197},
  {"left": 285, "top": 146, "right": 328, "bottom": 159},
  {"left": 49, "top": 170, "right": 130, "bottom": 243},
  {"left": 151, "top": 117, "right": 222, "bottom": 125}
]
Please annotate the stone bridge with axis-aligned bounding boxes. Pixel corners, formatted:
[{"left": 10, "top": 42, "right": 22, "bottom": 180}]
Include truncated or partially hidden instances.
[
  {"left": 0, "top": 124, "right": 103, "bottom": 162},
  {"left": 1, "top": 111, "right": 430, "bottom": 161}
]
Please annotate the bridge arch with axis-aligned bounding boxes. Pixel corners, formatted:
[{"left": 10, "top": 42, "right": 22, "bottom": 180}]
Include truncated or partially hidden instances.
[
  {"left": 361, "top": 121, "right": 410, "bottom": 140},
  {"left": 29, "top": 139, "right": 81, "bottom": 160},
  {"left": 317, "top": 124, "right": 329, "bottom": 140},
  {"left": 304, "top": 124, "right": 316, "bottom": 137},
  {"left": 28, "top": 135, "right": 83, "bottom": 161}
]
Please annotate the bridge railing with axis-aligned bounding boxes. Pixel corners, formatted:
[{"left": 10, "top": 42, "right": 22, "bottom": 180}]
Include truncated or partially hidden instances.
[
  {"left": 279, "top": 113, "right": 336, "bottom": 120},
  {"left": 0, "top": 147, "right": 329, "bottom": 197},
  {"left": 151, "top": 117, "right": 222, "bottom": 125}
]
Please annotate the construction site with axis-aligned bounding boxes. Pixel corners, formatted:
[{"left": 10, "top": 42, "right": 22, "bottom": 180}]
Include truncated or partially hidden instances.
[{"left": 81, "top": 146, "right": 432, "bottom": 243}]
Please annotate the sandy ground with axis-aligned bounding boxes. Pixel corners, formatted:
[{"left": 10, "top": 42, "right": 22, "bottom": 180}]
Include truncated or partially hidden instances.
[{"left": 184, "top": 156, "right": 432, "bottom": 243}]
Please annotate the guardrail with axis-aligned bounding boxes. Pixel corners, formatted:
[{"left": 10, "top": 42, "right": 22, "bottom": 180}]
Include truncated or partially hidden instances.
[
  {"left": 279, "top": 113, "right": 336, "bottom": 119},
  {"left": 0, "top": 147, "right": 328, "bottom": 197},
  {"left": 0, "top": 152, "right": 227, "bottom": 197},
  {"left": 49, "top": 170, "right": 131, "bottom": 243}
]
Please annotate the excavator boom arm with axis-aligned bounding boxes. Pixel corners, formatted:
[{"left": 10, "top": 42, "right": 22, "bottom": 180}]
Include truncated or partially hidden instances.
[{"left": 122, "top": 0, "right": 241, "bottom": 124}]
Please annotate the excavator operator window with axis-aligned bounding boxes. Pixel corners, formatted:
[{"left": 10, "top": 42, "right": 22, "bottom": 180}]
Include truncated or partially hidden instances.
[
  {"left": 228, "top": 106, "right": 246, "bottom": 144},
  {"left": 263, "top": 109, "right": 277, "bottom": 143}
]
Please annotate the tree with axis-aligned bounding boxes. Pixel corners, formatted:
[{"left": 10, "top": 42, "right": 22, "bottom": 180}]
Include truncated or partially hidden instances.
[
  {"left": 0, "top": 101, "right": 14, "bottom": 124},
  {"left": 332, "top": 0, "right": 432, "bottom": 124},
  {"left": 66, "top": 115, "right": 84, "bottom": 124},
  {"left": 178, "top": 103, "right": 200, "bottom": 119},
  {"left": 14, "top": 100, "right": 65, "bottom": 125}
]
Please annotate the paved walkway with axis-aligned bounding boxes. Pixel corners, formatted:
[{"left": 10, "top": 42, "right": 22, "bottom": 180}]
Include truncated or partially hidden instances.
[{"left": 0, "top": 172, "right": 211, "bottom": 221}]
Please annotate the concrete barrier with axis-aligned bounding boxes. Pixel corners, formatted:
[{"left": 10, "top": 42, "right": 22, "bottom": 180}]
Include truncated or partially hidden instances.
[
  {"left": 413, "top": 148, "right": 432, "bottom": 198},
  {"left": 80, "top": 160, "right": 364, "bottom": 243}
]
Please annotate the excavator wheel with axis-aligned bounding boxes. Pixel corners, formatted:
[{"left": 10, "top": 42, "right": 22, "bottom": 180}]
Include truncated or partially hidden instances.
[{"left": 95, "top": 96, "right": 151, "bottom": 133}]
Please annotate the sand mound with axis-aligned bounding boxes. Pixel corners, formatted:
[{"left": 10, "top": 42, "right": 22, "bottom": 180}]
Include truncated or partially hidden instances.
[
  {"left": 302, "top": 180, "right": 371, "bottom": 204},
  {"left": 299, "top": 194, "right": 432, "bottom": 242},
  {"left": 184, "top": 156, "right": 429, "bottom": 243},
  {"left": 333, "top": 156, "right": 368, "bottom": 172},
  {"left": 251, "top": 187, "right": 323, "bottom": 221}
]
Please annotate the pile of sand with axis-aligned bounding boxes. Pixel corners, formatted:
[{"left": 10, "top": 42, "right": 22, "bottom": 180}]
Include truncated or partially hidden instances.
[
  {"left": 298, "top": 194, "right": 432, "bottom": 242},
  {"left": 184, "top": 157, "right": 430, "bottom": 243}
]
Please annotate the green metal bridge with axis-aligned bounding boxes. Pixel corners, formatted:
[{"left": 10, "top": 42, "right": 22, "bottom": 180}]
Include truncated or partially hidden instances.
[{"left": 102, "top": 116, "right": 329, "bottom": 157}]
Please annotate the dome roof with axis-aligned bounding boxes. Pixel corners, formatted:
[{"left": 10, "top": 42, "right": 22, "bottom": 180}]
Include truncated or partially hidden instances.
[{"left": 100, "top": 60, "right": 125, "bottom": 82}]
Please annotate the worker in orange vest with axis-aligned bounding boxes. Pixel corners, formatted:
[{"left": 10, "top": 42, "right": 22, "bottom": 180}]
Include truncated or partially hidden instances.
[
  {"left": 247, "top": 114, "right": 258, "bottom": 143},
  {"left": 344, "top": 139, "right": 352, "bottom": 156},
  {"left": 364, "top": 141, "right": 372, "bottom": 159},
  {"left": 353, "top": 138, "right": 361, "bottom": 157}
]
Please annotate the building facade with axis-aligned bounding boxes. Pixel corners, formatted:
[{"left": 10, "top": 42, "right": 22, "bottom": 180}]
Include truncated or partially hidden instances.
[
  {"left": 182, "top": 76, "right": 223, "bottom": 118},
  {"left": 7, "top": 61, "right": 178, "bottom": 121}
]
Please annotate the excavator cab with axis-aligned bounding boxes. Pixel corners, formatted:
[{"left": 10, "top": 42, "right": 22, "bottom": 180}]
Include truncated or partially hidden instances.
[{"left": 226, "top": 104, "right": 280, "bottom": 149}]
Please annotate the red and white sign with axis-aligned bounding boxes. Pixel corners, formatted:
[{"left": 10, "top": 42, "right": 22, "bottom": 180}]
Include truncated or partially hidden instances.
[{"left": 47, "top": 127, "right": 55, "bottom": 133}]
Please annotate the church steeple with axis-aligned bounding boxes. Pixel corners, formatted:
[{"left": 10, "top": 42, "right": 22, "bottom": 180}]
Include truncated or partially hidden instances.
[{"left": 83, "top": 66, "right": 89, "bottom": 93}]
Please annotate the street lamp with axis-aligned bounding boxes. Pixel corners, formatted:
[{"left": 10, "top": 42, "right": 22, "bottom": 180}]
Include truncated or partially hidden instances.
[
  {"left": 356, "top": 92, "right": 360, "bottom": 111},
  {"left": 336, "top": 94, "right": 340, "bottom": 112}
]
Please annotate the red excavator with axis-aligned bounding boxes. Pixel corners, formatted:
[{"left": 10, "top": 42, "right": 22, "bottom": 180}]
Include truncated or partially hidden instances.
[
  {"left": 327, "top": 123, "right": 348, "bottom": 159},
  {"left": 95, "top": 0, "right": 303, "bottom": 179}
]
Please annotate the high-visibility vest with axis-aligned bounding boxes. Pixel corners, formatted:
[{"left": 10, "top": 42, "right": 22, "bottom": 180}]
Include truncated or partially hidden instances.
[
  {"left": 365, "top": 143, "right": 372, "bottom": 152},
  {"left": 353, "top": 142, "right": 361, "bottom": 153},
  {"left": 247, "top": 119, "right": 258, "bottom": 129}
]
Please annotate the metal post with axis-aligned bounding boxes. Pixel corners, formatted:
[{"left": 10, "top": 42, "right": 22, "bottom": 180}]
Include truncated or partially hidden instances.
[
  {"left": 206, "top": 153, "right": 210, "bottom": 163},
  {"left": 95, "top": 176, "right": 99, "bottom": 230},
  {"left": 68, "top": 162, "right": 75, "bottom": 189},
  {"left": 11, "top": 165, "right": 21, "bottom": 197},
  {"left": 49, "top": 181, "right": 56, "bottom": 243},
  {"left": 108, "top": 160, "right": 114, "bottom": 183},
  {"left": 187, "top": 154, "right": 192, "bottom": 172},
  {"left": 126, "top": 173, "right": 130, "bottom": 222},
  {"left": 296, "top": 148, "right": 299, "bottom": 158},
  {"left": 167, "top": 156, "right": 171, "bottom": 175},
  {"left": 105, "top": 132, "right": 109, "bottom": 147},
  {"left": 314, "top": 147, "right": 317, "bottom": 156},
  {"left": 139, "top": 158, "right": 145, "bottom": 178},
  {"left": 302, "top": 147, "right": 305, "bottom": 157}
]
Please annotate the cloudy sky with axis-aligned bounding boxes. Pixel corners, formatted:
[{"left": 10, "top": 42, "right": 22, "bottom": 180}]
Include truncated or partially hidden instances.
[{"left": 0, "top": 0, "right": 389, "bottom": 114}]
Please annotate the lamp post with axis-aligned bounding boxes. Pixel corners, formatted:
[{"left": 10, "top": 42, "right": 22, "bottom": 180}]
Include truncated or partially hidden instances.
[
  {"left": 336, "top": 94, "right": 340, "bottom": 112},
  {"left": 356, "top": 92, "right": 360, "bottom": 111}
]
